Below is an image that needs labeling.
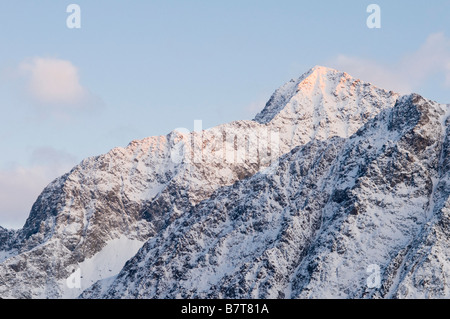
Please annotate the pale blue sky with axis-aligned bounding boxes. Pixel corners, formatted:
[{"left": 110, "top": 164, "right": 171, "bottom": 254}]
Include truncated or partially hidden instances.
[{"left": 1, "top": 0, "right": 450, "bottom": 228}]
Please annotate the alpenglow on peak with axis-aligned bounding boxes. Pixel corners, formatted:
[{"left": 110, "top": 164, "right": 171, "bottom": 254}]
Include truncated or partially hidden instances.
[{"left": 1, "top": 66, "right": 448, "bottom": 300}]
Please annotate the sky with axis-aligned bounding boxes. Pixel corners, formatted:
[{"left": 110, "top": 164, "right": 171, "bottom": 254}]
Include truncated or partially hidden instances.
[{"left": 1, "top": 0, "right": 450, "bottom": 228}]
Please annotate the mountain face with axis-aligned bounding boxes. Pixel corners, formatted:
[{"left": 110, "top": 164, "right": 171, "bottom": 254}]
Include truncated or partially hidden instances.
[{"left": 0, "top": 66, "right": 449, "bottom": 299}]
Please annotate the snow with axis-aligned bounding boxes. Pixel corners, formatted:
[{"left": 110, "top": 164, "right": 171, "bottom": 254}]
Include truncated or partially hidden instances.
[
  {"left": 1, "top": 66, "right": 449, "bottom": 299},
  {"left": 80, "top": 89, "right": 450, "bottom": 299},
  {"left": 0, "top": 250, "right": 16, "bottom": 263},
  {"left": 60, "top": 236, "right": 145, "bottom": 299}
]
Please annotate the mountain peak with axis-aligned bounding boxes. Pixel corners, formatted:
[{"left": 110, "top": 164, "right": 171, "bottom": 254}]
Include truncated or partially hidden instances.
[
  {"left": 253, "top": 66, "right": 352, "bottom": 124},
  {"left": 306, "top": 65, "right": 343, "bottom": 76},
  {"left": 1, "top": 66, "right": 449, "bottom": 299},
  {"left": 253, "top": 65, "right": 397, "bottom": 127}
]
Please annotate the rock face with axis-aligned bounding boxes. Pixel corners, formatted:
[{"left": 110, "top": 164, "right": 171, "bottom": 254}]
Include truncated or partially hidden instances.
[{"left": 0, "top": 66, "right": 449, "bottom": 299}]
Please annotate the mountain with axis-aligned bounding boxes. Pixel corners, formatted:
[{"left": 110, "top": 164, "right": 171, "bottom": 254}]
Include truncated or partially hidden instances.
[{"left": 0, "top": 66, "right": 448, "bottom": 299}]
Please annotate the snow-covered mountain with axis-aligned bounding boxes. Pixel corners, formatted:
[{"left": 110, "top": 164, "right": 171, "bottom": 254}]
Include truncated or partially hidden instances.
[{"left": 0, "top": 66, "right": 448, "bottom": 299}]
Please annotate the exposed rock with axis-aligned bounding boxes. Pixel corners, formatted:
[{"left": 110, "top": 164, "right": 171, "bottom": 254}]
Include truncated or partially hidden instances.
[{"left": 1, "top": 66, "right": 448, "bottom": 299}]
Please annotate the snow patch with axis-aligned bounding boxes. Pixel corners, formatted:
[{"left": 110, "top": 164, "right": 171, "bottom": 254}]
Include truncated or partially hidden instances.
[{"left": 60, "top": 236, "right": 145, "bottom": 299}]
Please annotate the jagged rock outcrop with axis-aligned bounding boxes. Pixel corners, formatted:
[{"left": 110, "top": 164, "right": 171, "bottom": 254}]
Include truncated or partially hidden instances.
[
  {"left": 1, "top": 66, "right": 448, "bottom": 299},
  {"left": 80, "top": 94, "right": 450, "bottom": 299}
]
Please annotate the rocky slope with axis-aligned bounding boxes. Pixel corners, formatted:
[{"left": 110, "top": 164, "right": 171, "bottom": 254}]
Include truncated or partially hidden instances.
[
  {"left": 81, "top": 94, "right": 450, "bottom": 299},
  {"left": 0, "top": 66, "right": 448, "bottom": 299}
]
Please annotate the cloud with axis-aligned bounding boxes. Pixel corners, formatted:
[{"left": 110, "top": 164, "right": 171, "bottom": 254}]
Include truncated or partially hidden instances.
[
  {"left": 329, "top": 32, "right": 450, "bottom": 95},
  {"left": 0, "top": 147, "right": 78, "bottom": 229},
  {"left": 19, "top": 57, "right": 87, "bottom": 105},
  {"left": 401, "top": 32, "right": 450, "bottom": 88},
  {"left": 330, "top": 55, "right": 412, "bottom": 94}
]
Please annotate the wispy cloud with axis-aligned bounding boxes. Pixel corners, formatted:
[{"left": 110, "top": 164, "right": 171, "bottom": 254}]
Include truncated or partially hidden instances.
[
  {"left": 0, "top": 147, "right": 78, "bottom": 229},
  {"left": 330, "top": 55, "right": 412, "bottom": 94},
  {"left": 19, "top": 57, "right": 86, "bottom": 104},
  {"left": 329, "top": 32, "right": 450, "bottom": 95},
  {"left": 15, "top": 57, "right": 102, "bottom": 118}
]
